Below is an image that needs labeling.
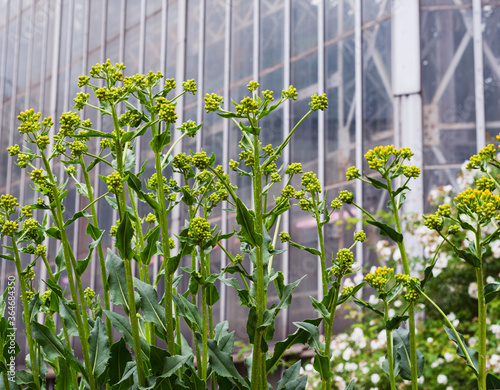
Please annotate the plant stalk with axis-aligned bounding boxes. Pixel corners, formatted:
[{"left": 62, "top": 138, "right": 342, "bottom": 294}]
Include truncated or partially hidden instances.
[
  {"left": 387, "top": 179, "right": 418, "bottom": 389},
  {"left": 11, "top": 235, "right": 41, "bottom": 390},
  {"left": 80, "top": 156, "right": 114, "bottom": 341},
  {"left": 111, "top": 105, "right": 147, "bottom": 386},
  {"left": 250, "top": 130, "right": 267, "bottom": 390},
  {"left": 476, "top": 225, "right": 487, "bottom": 390},
  {"left": 385, "top": 299, "right": 396, "bottom": 390}
]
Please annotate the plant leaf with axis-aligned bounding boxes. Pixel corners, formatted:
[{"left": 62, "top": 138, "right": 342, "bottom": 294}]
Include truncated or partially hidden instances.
[
  {"left": 484, "top": 282, "right": 500, "bottom": 304},
  {"left": 486, "top": 373, "right": 500, "bottom": 390},
  {"left": 312, "top": 353, "right": 332, "bottom": 381},
  {"left": 276, "top": 361, "right": 307, "bottom": 390},
  {"left": 235, "top": 198, "right": 263, "bottom": 247},
  {"left": 443, "top": 325, "right": 479, "bottom": 375},
  {"left": 366, "top": 220, "right": 403, "bottom": 243},
  {"left": 266, "top": 318, "right": 322, "bottom": 373},
  {"left": 32, "top": 322, "right": 66, "bottom": 362},
  {"left": 133, "top": 278, "right": 168, "bottom": 339},
  {"left": 89, "top": 318, "right": 110, "bottom": 378},
  {"left": 115, "top": 212, "right": 135, "bottom": 261},
  {"left": 292, "top": 321, "right": 323, "bottom": 354},
  {"left": 107, "top": 338, "right": 133, "bottom": 386},
  {"left": 159, "top": 355, "right": 191, "bottom": 378},
  {"left": 105, "top": 249, "right": 130, "bottom": 313},
  {"left": 394, "top": 328, "right": 425, "bottom": 380},
  {"left": 103, "top": 310, "right": 150, "bottom": 358}
]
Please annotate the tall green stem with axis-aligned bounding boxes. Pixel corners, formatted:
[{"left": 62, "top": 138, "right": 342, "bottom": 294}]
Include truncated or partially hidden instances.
[
  {"left": 111, "top": 105, "right": 147, "bottom": 386},
  {"left": 200, "top": 248, "right": 208, "bottom": 381},
  {"left": 11, "top": 235, "right": 41, "bottom": 390},
  {"left": 80, "top": 156, "right": 113, "bottom": 341},
  {"left": 385, "top": 299, "right": 396, "bottom": 390},
  {"left": 387, "top": 179, "right": 418, "bottom": 389},
  {"left": 250, "top": 130, "right": 266, "bottom": 390},
  {"left": 476, "top": 226, "right": 487, "bottom": 390},
  {"left": 40, "top": 153, "right": 96, "bottom": 390},
  {"left": 150, "top": 119, "right": 176, "bottom": 355}
]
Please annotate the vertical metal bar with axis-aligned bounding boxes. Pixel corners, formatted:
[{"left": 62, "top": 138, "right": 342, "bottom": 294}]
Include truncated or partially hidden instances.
[
  {"left": 196, "top": 0, "right": 206, "bottom": 152},
  {"left": 171, "top": 0, "right": 187, "bottom": 240},
  {"left": 0, "top": 1, "right": 12, "bottom": 294},
  {"left": 282, "top": 0, "right": 291, "bottom": 336},
  {"left": 354, "top": 0, "right": 364, "bottom": 276},
  {"left": 119, "top": 0, "right": 126, "bottom": 62},
  {"left": 0, "top": 0, "right": 10, "bottom": 154},
  {"left": 316, "top": 0, "right": 325, "bottom": 302},
  {"left": 472, "top": 0, "right": 485, "bottom": 150},
  {"left": 6, "top": 0, "right": 23, "bottom": 198},
  {"left": 220, "top": 0, "right": 232, "bottom": 323},
  {"left": 160, "top": 0, "right": 168, "bottom": 74},
  {"left": 253, "top": 0, "right": 260, "bottom": 82},
  {"left": 139, "top": 0, "right": 146, "bottom": 75}
]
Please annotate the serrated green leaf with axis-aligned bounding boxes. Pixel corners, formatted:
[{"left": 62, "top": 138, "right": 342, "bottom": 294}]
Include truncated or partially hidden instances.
[
  {"left": 353, "top": 297, "right": 384, "bottom": 316},
  {"left": 394, "top": 328, "right": 425, "bottom": 380},
  {"left": 201, "top": 336, "right": 250, "bottom": 390},
  {"left": 365, "top": 175, "right": 388, "bottom": 190},
  {"left": 235, "top": 198, "right": 262, "bottom": 247},
  {"left": 89, "top": 318, "right": 110, "bottom": 378},
  {"left": 386, "top": 315, "right": 409, "bottom": 331},
  {"left": 266, "top": 318, "right": 322, "bottom": 373},
  {"left": 276, "top": 361, "right": 307, "bottom": 390},
  {"left": 115, "top": 212, "right": 135, "bottom": 261},
  {"left": 443, "top": 325, "right": 478, "bottom": 375},
  {"left": 76, "top": 224, "right": 104, "bottom": 276},
  {"left": 310, "top": 296, "right": 330, "bottom": 320},
  {"left": 366, "top": 220, "right": 403, "bottom": 243},
  {"left": 107, "top": 338, "right": 133, "bottom": 386},
  {"left": 32, "top": 322, "right": 66, "bottom": 362},
  {"left": 292, "top": 321, "right": 323, "bottom": 354},
  {"left": 159, "top": 355, "right": 191, "bottom": 378},
  {"left": 103, "top": 310, "right": 150, "bottom": 358},
  {"left": 140, "top": 225, "right": 160, "bottom": 265},
  {"left": 173, "top": 294, "right": 202, "bottom": 332},
  {"left": 105, "top": 249, "right": 130, "bottom": 313},
  {"left": 486, "top": 373, "right": 500, "bottom": 390},
  {"left": 312, "top": 353, "right": 332, "bottom": 381},
  {"left": 287, "top": 241, "right": 321, "bottom": 256},
  {"left": 134, "top": 278, "right": 168, "bottom": 338},
  {"left": 484, "top": 282, "right": 500, "bottom": 304}
]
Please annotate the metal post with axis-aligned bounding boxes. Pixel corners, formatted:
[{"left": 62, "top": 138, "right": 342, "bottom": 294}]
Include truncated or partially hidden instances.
[{"left": 472, "top": 0, "right": 485, "bottom": 150}]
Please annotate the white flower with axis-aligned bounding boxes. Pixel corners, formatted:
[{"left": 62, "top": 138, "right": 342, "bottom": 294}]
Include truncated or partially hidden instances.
[
  {"left": 342, "top": 347, "right": 354, "bottom": 361},
  {"left": 469, "top": 337, "right": 477, "bottom": 348},
  {"left": 486, "top": 276, "right": 495, "bottom": 284},
  {"left": 444, "top": 352, "right": 454, "bottom": 362},
  {"left": 305, "top": 363, "right": 313, "bottom": 372},
  {"left": 446, "top": 387, "right": 454, "bottom": 390},
  {"left": 437, "top": 374, "right": 448, "bottom": 384},
  {"left": 393, "top": 248, "right": 401, "bottom": 261},
  {"left": 371, "top": 373, "right": 380, "bottom": 384},
  {"left": 345, "top": 362, "right": 358, "bottom": 371},
  {"left": 354, "top": 272, "right": 364, "bottom": 285},
  {"left": 433, "top": 252, "right": 449, "bottom": 277},
  {"left": 468, "top": 282, "right": 478, "bottom": 299},
  {"left": 490, "top": 240, "right": 500, "bottom": 258},
  {"left": 394, "top": 300, "right": 402, "bottom": 308},
  {"left": 361, "top": 366, "right": 369, "bottom": 374},
  {"left": 368, "top": 295, "right": 378, "bottom": 305},
  {"left": 417, "top": 376, "right": 424, "bottom": 384},
  {"left": 431, "top": 358, "right": 444, "bottom": 368},
  {"left": 427, "top": 337, "right": 434, "bottom": 343}
]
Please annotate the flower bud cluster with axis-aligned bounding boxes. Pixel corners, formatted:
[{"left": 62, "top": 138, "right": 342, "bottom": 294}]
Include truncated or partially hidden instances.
[
  {"left": 455, "top": 188, "right": 500, "bottom": 222},
  {"left": 395, "top": 274, "right": 421, "bottom": 302},
  {"left": 236, "top": 97, "right": 259, "bottom": 116},
  {"left": 204, "top": 93, "right": 223, "bottom": 112},
  {"left": 30, "top": 169, "right": 47, "bottom": 186},
  {"left": 7, "top": 145, "right": 20, "bottom": 156},
  {"left": 309, "top": 93, "right": 328, "bottom": 111},
  {"left": 17, "top": 109, "right": 42, "bottom": 135},
  {"left": 402, "top": 165, "right": 421, "bottom": 179},
  {"left": 188, "top": 217, "right": 212, "bottom": 243},
  {"left": 339, "top": 190, "right": 354, "bottom": 204},
  {"left": 192, "top": 149, "right": 210, "bottom": 170},
  {"left": 69, "top": 141, "right": 88, "bottom": 158},
  {"left": 423, "top": 214, "right": 443, "bottom": 231},
  {"left": 331, "top": 248, "right": 354, "bottom": 278},
  {"left": 247, "top": 81, "right": 259, "bottom": 92},
  {"left": 172, "top": 153, "right": 193, "bottom": 171},
  {"left": 354, "top": 230, "right": 366, "bottom": 242},
  {"left": 182, "top": 79, "right": 197, "bottom": 94},
  {"left": 1, "top": 194, "right": 19, "bottom": 214},
  {"left": 279, "top": 232, "right": 291, "bottom": 243},
  {"left": 156, "top": 97, "right": 177, "bottom": 123},
  {"left": 365, "top": 266, "right": 393, "bottom": 293},
  {"left": 466, "top": 144, "right": 497, "bottom": 169},
  {"left": 1, "top": 220, "right": 18, "bottom": 236},
  {"left": 301, "top": 172, "right": 321, "bottom": 194},
  {"left": 283, "top": 85, "right": 298, "bottom": 100},
  {"left": 119, "top": 110, "right": 142, "bottom": 127},
  {"left": 106, "top": 172, "right": 123, "bottom": 194},
  {"left": 23, "top": 218, "right": 39, "bottom": 239},
  {"left": 286, "top": 163, "right": 303, "bottom": 175},
  {"left": 346, "top": 166, "right": 360, "bottom": 181},
  {"left": 59, "top": 111, "right": 81, "bottom": 137},
  {"left": 74, "top": 92, "right": 90, "bottom": 110}
]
